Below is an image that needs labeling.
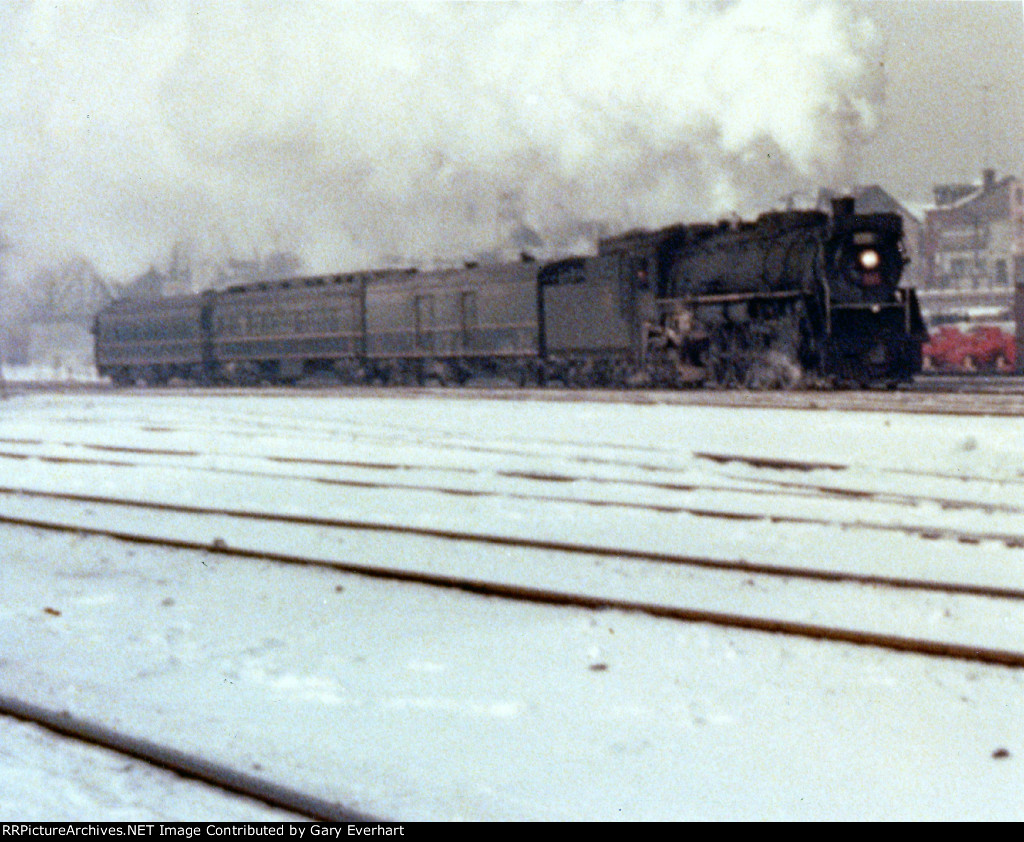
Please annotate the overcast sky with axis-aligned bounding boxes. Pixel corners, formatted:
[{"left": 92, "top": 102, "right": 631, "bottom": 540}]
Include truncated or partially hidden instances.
[
  {"left": 857, "top": 0, "right": 1024, "bottom": 202},
  {"left": 0, "top": 0, "right": 1022, "bottom": 283}
]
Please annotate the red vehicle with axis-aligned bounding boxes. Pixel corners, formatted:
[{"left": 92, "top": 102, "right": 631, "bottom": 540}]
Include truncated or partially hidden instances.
[{"left": 922, "top": 324, "right": 1016, "bottom": 372}]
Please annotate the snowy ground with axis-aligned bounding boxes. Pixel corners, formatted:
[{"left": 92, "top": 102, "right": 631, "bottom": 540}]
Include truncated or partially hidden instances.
[{"left": 2, "top": 388, "right": 1024, "bottom": 820}]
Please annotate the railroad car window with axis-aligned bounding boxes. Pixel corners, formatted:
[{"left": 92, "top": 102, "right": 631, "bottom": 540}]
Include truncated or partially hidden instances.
[
  {"left": 460, "top": 291, "right": 477, "bottom": 345},
  {"left": 416, "top": 294, "right": 436, "bottom": 349}
]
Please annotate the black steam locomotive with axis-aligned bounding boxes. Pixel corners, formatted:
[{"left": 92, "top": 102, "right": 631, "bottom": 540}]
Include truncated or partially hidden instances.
[{"left": 93, "top": 198, "right": 926, "bottom": 389}]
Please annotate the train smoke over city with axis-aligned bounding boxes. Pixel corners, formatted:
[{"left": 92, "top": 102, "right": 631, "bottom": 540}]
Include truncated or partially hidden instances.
[{"left": 0, "top": 0, "right": 884, "bottom": 282}]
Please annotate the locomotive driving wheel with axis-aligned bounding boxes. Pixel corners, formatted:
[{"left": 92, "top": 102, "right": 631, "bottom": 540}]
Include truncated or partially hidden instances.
[
  {"left": 705, "top": 322, "right": 751, "bottom": 388},
  {"left": 742, "top": 311, "right": 803, "bottom": 390}
]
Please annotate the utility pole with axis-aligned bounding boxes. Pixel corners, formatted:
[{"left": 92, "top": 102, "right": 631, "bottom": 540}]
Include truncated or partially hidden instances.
[
  {"left": 977, "top": 82, "right": 993, "bottom": 175},
  {"left": 0, "top": 231, "right": 10, "bottom": 397}
]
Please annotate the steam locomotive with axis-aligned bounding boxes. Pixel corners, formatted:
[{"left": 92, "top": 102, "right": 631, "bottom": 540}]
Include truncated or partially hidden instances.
[{"left": 93, "top": 197, "right": 926, "bottom": 389}]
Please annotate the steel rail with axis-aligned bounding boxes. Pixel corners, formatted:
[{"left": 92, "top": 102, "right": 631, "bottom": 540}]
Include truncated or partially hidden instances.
[
  {"left": 9, "top": 379, "right": 1024, "bottom": 413},
  {"left": 4, "top": 505, "right": 1024, "bottom": 670},
  {"left": 6, "top": 435, "right": 1024, "bottom": 517},
  {"left": 3, "top": 439, "right": 1024, "bottom": 548},
  {"left": 0, "top": 694, "right": 380, "bottom": 822},
  {"left": 1, "top": 483, "right": 1023, "bottom": 600}
]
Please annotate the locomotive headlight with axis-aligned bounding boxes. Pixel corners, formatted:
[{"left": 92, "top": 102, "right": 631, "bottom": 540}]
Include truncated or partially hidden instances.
[{"left": 858, "top": 248, "right": 881, "bottom": 270}]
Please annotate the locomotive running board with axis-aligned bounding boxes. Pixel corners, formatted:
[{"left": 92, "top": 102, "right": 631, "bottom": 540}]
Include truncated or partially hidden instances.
[{"left": 657, "top": 290, "right": 803, "bottom": 307}]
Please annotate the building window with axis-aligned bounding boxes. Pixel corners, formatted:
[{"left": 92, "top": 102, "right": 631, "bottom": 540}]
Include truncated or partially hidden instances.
[{"left": 996, "top": 259, "right": 1008, "bottom": 287}]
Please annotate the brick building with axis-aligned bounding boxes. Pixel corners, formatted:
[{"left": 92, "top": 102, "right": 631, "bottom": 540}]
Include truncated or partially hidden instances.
[{"left": 919, "top": 169, "right": 1024, "bottom": 323}]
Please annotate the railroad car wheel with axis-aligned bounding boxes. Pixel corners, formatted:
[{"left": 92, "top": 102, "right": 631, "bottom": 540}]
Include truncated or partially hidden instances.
[
  {"left": 110, "top": 368, "right": 133, "bottom": 387},
  {"left": 515, "top": 361, "right": 543, "bottom": 388}
]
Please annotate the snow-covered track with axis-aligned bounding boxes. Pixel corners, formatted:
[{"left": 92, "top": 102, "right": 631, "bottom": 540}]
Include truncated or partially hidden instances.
[
  {"left": 1, "top": 482, "right": 1024, "bottom": 600},
  {"left": 3, "top": 438, "right": 1024, "bottom": 549},
  {"left": 11, "top": 378, "right": 1024, "bottom": 414},
  {"left": 0, "top": 694, "right": 375, "bottom": 822},
  {"left": 4, "top": 485, "right": 1024, "bottom": 669},
  {"left": 5, "top": 390, "right": 1024, "bottom": 819}
]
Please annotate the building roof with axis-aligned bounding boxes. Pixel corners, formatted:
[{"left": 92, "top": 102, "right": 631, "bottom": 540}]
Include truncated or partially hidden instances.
[{"left": 817, "top": 185, "right": 921, "bottom": 224}]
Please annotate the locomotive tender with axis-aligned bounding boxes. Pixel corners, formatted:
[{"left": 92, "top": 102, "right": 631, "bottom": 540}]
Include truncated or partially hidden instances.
[{"left": 93, "top": 198, "right": 926, "bottom": 389}]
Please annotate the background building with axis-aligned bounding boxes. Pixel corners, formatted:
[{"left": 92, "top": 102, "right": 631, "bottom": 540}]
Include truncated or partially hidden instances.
[{"left": 919, "top": 169, "right": 1024, "bottom": 325}]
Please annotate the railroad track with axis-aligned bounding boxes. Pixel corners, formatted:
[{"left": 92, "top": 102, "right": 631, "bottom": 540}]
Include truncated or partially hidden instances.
[
  {"left": 8, "top": 376, "right": 1024, "bottom": 413},
  {"left": 0, "top": 697, "right": 373, "bottom": 822},
  {"left": 7, "top": 389, "right": 1019, "bottom": 515},
  {"left": 2, "top": 433, "right": 1024, "bottom": 549},
  {"left": 3, "top": 396, "right": 1024, "bottom": 659},
  {"left": 4, "top": 387, "right": 1024, "bottom": 819},
  {"left": 3, "top": 481, "right": 1024, "bottom": 669}
]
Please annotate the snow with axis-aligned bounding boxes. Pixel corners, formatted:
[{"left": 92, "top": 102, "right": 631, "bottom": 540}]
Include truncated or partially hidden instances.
[
  {"left": 1, "top": 389, "right": 1024, "bottom": 820},
  {"left": 0, "top": 715, "right": 303, "bottom": 822}
]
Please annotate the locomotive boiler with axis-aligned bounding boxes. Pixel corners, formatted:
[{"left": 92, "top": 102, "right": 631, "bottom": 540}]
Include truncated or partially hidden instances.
[
  {"left": 605, "top": 197, "right": 926, "bottom": 387},
  {"left": 93, "top": 198, "right": 926, "bottom": 389}
]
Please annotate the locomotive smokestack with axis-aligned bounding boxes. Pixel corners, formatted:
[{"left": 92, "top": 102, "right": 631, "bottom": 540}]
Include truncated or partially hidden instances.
[{"left": 831, "top": 197, "right": 855, "bottom": 218}]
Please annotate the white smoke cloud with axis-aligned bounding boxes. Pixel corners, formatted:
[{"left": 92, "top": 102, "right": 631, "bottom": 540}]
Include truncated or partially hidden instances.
[{"left": 0, "top": 0, "right": 884, "bottom": 283}]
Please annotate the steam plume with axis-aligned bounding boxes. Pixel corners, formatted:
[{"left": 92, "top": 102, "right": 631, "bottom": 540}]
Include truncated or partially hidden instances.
[{"left": 0, "top": 0, "right": 883, "bottom": 281}]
